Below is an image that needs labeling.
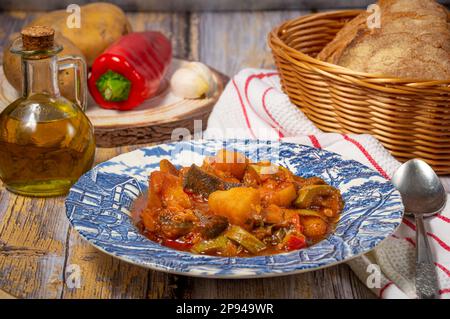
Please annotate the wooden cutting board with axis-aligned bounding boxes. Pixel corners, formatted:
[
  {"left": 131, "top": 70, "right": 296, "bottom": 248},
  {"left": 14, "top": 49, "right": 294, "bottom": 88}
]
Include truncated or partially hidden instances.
[
  {"left": 0, "top": 59, "right": 228, "bottom": 147},
  {"left": 0, "top": 288, "right": 15, "bottom": 299}
]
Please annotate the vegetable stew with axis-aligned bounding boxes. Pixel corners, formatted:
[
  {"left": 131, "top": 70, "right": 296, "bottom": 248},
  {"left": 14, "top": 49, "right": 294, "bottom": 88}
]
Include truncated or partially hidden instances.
[{"left": 135, "top": 149, "right": 344, "bottom": 257}]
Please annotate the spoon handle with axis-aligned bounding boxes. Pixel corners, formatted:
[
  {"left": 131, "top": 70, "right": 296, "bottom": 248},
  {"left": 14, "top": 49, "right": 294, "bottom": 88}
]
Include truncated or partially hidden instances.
[{"left": 415, "top": 215, "right": 440, "bottom": 299}]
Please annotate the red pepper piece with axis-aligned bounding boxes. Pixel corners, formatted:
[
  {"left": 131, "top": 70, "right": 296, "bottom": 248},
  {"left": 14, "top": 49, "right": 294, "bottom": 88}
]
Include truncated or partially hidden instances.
[
  {"left": 290, "top": 213, "right": 303, "bottom": 233},
  {"left": 88, "top": 32, "right": 172, "bottom": 110},
  {"left": 163, "top": 239, "right": 193, "bottom": 251},
  {"left": 284, "top": 234, "right": 306, "bottom": 251}
]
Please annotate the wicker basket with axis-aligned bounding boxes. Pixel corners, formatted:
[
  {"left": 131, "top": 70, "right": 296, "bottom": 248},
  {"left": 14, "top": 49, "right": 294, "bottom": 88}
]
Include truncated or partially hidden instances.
[{"left": 269, "top": 10, "right": 450, "bottom": 175}]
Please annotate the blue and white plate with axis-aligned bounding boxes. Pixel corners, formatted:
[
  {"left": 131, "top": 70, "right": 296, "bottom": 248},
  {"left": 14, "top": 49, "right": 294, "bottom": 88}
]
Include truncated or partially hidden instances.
[{"left": 65, "top": 139, "right": 403, "bottom": 278}]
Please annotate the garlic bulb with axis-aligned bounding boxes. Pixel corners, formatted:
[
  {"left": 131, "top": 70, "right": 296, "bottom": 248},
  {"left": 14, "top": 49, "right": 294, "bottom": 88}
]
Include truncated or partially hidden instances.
[{"left": 170, "top": 62, "right": 216, "bottom": 99}]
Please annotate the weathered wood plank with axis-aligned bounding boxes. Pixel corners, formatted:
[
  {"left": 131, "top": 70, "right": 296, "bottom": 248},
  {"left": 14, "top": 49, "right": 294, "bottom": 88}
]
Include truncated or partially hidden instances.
[
  {"left": 178, "top": 264, "right": 376, "bottom": 299},
  {"left": 193, "top": 11, "right": 308, "bottom": 76},
  {"left": 61, "top": 231, "right": 149, "bottom": 299},
  {"left": 126, "top": 12, "right": 190, "bottom": 59},
  {"left": 0, "top": 191, "right": 69, "bottom": 298},
  {"left": 310, "top": 264, "right": 376, "bottom": 299},
  {"left": 0, "top": 288, "right": 15, "bottom": 298},
  {"left": 0, "top": 11, "right": 39, "bottom": 60}
]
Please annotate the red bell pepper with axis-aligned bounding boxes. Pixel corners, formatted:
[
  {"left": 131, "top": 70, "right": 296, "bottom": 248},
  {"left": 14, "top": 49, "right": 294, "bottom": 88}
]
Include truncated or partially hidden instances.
[{"left": 88, "top": 31, "right": 172, "bottom": 110}]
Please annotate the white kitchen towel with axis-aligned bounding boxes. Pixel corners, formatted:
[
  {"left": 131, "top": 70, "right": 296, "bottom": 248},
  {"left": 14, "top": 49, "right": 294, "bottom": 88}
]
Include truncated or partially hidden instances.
[{"left": 204, "top": 68, "right": 450, "bottom": 299}]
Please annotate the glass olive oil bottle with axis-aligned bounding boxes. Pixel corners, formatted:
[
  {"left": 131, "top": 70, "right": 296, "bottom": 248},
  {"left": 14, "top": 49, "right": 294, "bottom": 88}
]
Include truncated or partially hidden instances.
[{"left": 0, "top": 26, "right": 95, "bottom": 196}]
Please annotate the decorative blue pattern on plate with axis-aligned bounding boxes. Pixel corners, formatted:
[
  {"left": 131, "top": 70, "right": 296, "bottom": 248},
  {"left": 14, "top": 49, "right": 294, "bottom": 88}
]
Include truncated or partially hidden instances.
[{"left": 65, "top": 139, "right": 404, "bottom": 278}]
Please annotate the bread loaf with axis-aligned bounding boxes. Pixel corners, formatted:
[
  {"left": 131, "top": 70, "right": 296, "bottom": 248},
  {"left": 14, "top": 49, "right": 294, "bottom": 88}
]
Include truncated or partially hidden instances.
[{"left": 317, "top": 0, "right": 450, "bottom": 80}]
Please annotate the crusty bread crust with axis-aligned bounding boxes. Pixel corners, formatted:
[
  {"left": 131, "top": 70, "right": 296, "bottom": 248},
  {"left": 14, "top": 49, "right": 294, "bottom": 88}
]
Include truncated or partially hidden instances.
[{"left": 317, "top": 0, "right": 450, "bottom": 80}]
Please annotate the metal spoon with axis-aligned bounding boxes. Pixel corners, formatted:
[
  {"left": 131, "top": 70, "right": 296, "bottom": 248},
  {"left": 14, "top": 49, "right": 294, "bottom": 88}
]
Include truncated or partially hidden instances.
[{"left": 391, "top": 159, "right": 445, "bottom": 299}]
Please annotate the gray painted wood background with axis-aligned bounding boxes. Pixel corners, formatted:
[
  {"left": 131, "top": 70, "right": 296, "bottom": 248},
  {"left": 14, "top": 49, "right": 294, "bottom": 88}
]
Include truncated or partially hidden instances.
[{"left": 1, "top": 0, "right": 450, "bottom": 11}]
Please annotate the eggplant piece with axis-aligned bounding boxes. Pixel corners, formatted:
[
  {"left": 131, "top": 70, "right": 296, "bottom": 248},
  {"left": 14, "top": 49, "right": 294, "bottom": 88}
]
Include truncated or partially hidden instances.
[
  {"left": 294, "top": 185, "right": 336, "bottom": 208},
  {"left": 194, "top": 210, "right": 229, "bottom": 239},
  {"left": 159, "top": 212, "right": 195, "bottom": 239},
  {"left": 183, "top": 164, "right": 241, "bottom": 198},
  {"left": 160, "top": 220, "right": 193, "bottom": 239},
  {"left": 201, "top": 215, "right": 229, "bottom": 239}
]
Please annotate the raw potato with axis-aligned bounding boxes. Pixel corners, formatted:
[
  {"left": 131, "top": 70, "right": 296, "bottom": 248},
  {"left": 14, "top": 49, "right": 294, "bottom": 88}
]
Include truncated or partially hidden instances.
[
  {"left": 3, "top": 32, "right": 85, "bottom": 103},
  {"left": 27, "top": 2, "right": 132, "bottom": 66}
]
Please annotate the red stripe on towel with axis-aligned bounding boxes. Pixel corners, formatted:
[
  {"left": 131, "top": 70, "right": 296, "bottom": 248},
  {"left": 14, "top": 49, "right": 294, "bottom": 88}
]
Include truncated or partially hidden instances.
[
  {"left": 439, "top": 288, "right": 450, "bottom": 295},
  {"left": 427, "top": 232, "right": 450, "bottom": 252},
  {"left": 402, "top": 218, "right": 416, "bottom": 231},
  {"left": 435, "top": 262, "right": 450, "bottom": 277},
  {"left": 437, "top": 214, "right": 450, "bottom": 224},
  {"left": 232, "top": 78, "right": 255, "bottom": 138},
  {"left": 379, "top": 282, "right": 394, "bottom": 298},
  {"left": 261, "top": 87, "right": 284, "bottom": 138},
  {"left": 244, "top": 72, "right": 283, "bottom": 139},
  {"left": 404, "top": 237, "right": 416, "bottom": 247},
  {"left": 379, "top": 281, "right": 450, "bottom": 298},
  {"left": 400, "top": 219, "right": 450, "bottom": 253},
  {"left": 308, "top": 135, "right": 321, "bottom": 148},
  {"left": 342, "top": 134, "right": 390, "bottom": 179}
]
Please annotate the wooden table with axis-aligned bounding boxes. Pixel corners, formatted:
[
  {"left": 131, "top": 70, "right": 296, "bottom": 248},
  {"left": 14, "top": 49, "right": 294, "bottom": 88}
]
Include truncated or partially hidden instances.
[{"left": 2, "top": 9, "right": 447, "bottom": 299}]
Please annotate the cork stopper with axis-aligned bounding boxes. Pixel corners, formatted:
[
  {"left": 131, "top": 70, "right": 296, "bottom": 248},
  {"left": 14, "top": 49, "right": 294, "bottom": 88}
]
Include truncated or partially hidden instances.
[{"left": 21, "top": 26, "right": 55, "bottom": 51}]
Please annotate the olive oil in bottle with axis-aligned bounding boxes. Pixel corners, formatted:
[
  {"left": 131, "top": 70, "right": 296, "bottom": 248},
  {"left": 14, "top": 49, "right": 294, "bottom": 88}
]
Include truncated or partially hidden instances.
[{"left": 0, "top": 26, "right": 95, "bottom": 196}]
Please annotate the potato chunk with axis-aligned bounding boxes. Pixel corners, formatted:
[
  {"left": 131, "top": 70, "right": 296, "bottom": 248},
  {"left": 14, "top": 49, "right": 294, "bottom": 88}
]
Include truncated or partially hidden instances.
[
  {"left": 208, "top": 187, "right": 260, "bottom": 228},
  {"left": 262, "top": 183, "right": 297, "bottom": 207},
  {"left": 301, "top": 216, "right": 328, "bottom": 238},
  {"left": 211, "top": 149, "right": 249, "bottom": 180}
]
